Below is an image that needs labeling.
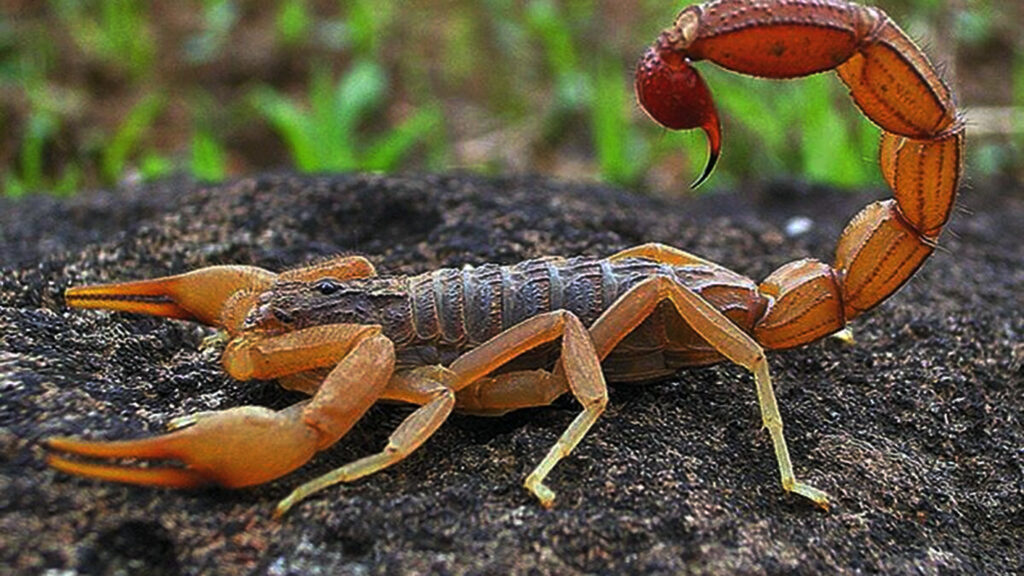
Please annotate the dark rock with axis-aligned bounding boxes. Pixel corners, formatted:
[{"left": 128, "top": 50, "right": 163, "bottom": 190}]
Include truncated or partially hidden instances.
[{"left": 1, "top": 173, "right": 1021, "bottom": 574}]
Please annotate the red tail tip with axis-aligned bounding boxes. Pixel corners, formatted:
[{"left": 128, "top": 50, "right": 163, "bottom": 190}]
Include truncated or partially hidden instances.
[{"left": 635, "top": 46, "right": 722, "bottom": 188}]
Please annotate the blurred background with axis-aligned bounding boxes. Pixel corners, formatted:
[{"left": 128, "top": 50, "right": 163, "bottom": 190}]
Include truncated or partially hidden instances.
[{"left": 1, "top": 0, "right": 1021, "bottom": 198}]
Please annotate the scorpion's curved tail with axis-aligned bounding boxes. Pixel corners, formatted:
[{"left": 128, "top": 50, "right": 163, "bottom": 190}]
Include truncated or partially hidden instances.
[{"left": 635, "top": 0, "right": 963, "bottom": 349}]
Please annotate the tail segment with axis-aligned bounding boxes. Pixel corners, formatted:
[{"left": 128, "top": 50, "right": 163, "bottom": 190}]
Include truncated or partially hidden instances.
[{"left": 636, "top": 0, "right": 963, "bottom": 349}]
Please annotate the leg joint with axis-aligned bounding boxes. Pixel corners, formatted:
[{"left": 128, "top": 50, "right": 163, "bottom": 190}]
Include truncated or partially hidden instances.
[
  {"left": 589, "top": 392, "right": 609, "bottom": 411},
  {"left": 762, "top": 413, "right": 783, "bottom": 430}
]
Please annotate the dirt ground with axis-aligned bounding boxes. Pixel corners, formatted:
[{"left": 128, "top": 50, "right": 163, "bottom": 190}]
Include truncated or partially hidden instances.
[{"left": 1, "top": 173, "right": 1021, "bottom": 575}]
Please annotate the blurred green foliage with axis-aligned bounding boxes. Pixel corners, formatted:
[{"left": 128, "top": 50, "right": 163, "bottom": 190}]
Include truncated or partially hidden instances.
[
  {"left": 250, "top": 62, "right": 443, "bottom": 172},
  {"left": 52, "top": 0, "right": 155, "bottom": 79},
  {"left": 1, "top": 0, "right": 1020, "bottom": 197}
]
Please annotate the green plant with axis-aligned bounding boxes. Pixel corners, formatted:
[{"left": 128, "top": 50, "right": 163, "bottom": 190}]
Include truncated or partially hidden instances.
[
  {"left": 185, "top": 0, "right": 239, "bottom": 64},
  {"left": 524, "top": 0, "right": 654, "bottom": 186},
  {"left": 276, "top": 0, "right": 311, "bottom": 47},
  {"left": 2, "top": 69, "right": 85, "bottom": 196},
  {"left": 590, "top": 61, "right": 645, "bottom": 186},
  {"left": 1, "top": 0, "right": 1013, "bottom": 196},
  {"left": 344, "top": 0, "right": 395, "bottom": 58},
  {"left": 52, "top": 0, "right": 155, "bottom": 78},
  {"left": 101, "top": 93, "right": 165, "bottom": 183},
  {"left": 3, "top": 109, "right": 81, "bottom": 197},
  {"left": 191, "top": 131, "right": 228, "bottom": 182},
  {"left": 137, "top": 152, "right": 174, "bottom": 182},
  {"left": 797, "top": 75, "right": 879, "bottom": 187},
  {"left": 521, "top": 0, "right": 880, "bottom": 190},
  {"left": 250, "top": 62, "right": 441, "bottom": 173},
  {"left": 525, "top": 0, "right": 591, "bottom": 114}
]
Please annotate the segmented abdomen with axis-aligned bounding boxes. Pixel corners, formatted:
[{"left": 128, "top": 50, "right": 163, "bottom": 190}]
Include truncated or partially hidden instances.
[{"left": 398, "top": 256, "right": 765, "bottom": 381}]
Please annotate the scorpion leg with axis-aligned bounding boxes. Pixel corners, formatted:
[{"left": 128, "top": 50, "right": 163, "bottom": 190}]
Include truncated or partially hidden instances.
[
  {"left": 275, "top": 366, "right": 457, "bottom": 517},
  {"left": 281, "top": 310, "right": 604, "bottom": 512},
  {"left": 47, "top": 324, "right": 395, "bottom": 494},
  {"left": 587, "top": 275, "right": 830, "bottom": 509},
  {"left": 454, "top": 370, "right": 568, "bottom": 416},
  {"left": 277, "top": 367, "right": 565, "bottom": 511},
  {"left": 443, "top": 310, "right": 607, "bottom": 507},
  {"left": 609, "top": 242, "right": 716, "bottom": 267}
]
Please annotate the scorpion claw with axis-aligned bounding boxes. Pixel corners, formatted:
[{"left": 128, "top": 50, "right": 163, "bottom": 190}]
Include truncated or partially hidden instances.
[
  {"left": 46, "top": 452, "right": 209, "bottom": 488},
  {"left": 65, "top": 265, "right": 277, "bottom": 332},
  {"left": 44, "top": 404, "right": 322, "bottom": 490}
]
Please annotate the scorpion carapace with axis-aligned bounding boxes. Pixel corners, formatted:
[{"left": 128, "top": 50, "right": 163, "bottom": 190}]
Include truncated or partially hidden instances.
[{"left": 45, "top": 0, "right": 962, "bottom": 518}]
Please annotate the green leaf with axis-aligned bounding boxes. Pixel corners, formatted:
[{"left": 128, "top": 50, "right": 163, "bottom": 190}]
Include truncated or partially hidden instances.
[
  {"left": 250, "top": 86, "right": 318, "bottom": 171},
  {"left": 334, "top": 60, "right": 386, "bottom": 132},
  {"left": 21, "top": 111, "right": 58, "bottom": 190},
  {"left": 101, "top": 93, "right": 165, "bottom": 183},
  {"left": 309, "top": 66, "right": 350, "bottom": 170},
  {"left": 276, "top": 0, "right": 310, "bottom": 47},
  {"left": 592, "top": 61, "right": 638, "bottom": 186},
  {"left": 364, "top": 107, "right": 442, "bottom": 172},
  {"left": 3, "top": 173, "right": 26, "bottom": 197},
  {"left": 191, "top": 131, "right": 227, "bottom": 182},
  {"left": 346, "top": 0, "right": 393, "bottom": 58},
  {"left": 329, "top": 60, "right": 386, "bottom": 170},
  {"left": 139, "top": 153, "right": 174, "bottom": 182},
  {"left": 525, "top": 0, "right": 577, "bottom": 79}
]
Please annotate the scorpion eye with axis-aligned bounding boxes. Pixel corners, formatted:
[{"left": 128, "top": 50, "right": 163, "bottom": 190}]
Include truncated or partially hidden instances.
[{"left": 315, "top": 278, "right": 343, "bottom": 296}]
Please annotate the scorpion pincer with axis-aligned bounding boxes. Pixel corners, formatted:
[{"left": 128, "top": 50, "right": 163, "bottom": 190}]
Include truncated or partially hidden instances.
[{"left": 46, "top": 0, "right": 963, "bottom": 518}]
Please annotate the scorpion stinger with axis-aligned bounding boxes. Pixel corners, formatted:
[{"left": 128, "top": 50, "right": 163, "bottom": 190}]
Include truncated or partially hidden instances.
[{"left": 635, "top": 11, "right": 722, "bottom": 188}]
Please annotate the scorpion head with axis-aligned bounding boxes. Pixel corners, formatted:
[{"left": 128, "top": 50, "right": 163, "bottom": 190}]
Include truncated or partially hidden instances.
[{"left": 243, "top": 276, "right": 406, "bottom": 334}]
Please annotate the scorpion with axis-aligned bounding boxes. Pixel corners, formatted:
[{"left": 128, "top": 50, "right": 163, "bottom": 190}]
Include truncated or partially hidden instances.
[{"left": 45, "top": 0, "right": 963, "bottom": 518}]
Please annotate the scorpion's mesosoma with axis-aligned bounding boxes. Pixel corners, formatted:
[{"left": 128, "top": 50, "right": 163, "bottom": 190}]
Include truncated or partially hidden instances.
[{"left": 46, "top": 0, "right": 963, "bottom": 518}]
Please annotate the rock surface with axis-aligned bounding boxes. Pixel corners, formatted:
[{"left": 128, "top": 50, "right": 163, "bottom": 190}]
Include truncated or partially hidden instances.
[{"left": 1, "top": 173, "right": 1021, "bottom": 575}]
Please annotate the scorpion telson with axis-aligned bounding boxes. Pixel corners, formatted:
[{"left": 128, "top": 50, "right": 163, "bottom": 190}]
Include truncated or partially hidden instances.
[{"left": 48, "top": 0, "right": 962, "bottom": 518}]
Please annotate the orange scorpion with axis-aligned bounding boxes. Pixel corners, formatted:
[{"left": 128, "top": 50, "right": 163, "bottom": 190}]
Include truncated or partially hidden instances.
[{"left": 46, "top": 0, "right": 963, "bottom": 517}]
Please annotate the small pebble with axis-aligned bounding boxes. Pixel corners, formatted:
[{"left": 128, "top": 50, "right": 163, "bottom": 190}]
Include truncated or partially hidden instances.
[{"left": 785, "top": 215, "right": 814, "bottom": 237}]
